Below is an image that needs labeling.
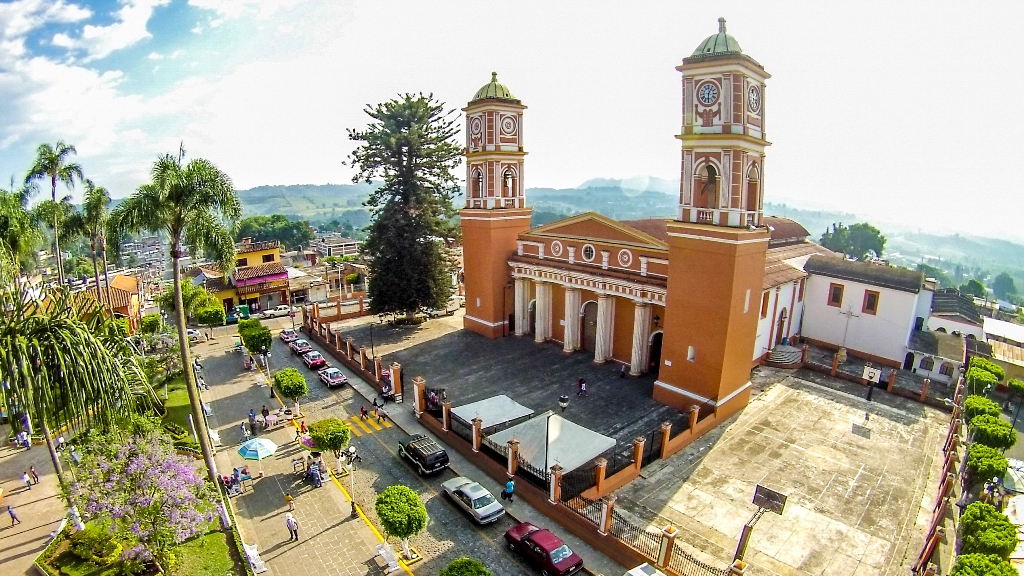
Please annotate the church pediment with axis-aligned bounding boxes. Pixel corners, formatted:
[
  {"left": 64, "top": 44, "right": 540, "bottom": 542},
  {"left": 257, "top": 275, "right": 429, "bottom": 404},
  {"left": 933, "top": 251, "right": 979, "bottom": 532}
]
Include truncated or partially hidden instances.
[{"left": 525, "top": 212, "right": 669, "bottom": 250}]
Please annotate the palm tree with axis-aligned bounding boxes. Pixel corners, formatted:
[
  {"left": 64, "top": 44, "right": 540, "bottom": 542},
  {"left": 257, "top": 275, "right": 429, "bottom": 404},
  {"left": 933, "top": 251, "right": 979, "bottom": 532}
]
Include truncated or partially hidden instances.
[
  {"left": 65, "top": 180, "right": 114, "bottom": 310},
  {"left": 0, "top": 285, "right": 151, "bottom": 529},
  {"left": 0, "top": 184, "right": 44, "bottom": 280},
  {"left": 25, "top": 141, "right": 84, "bottom": 285},
  {"left": 109, "top": 151, "right": 240, "bottom": 486}
]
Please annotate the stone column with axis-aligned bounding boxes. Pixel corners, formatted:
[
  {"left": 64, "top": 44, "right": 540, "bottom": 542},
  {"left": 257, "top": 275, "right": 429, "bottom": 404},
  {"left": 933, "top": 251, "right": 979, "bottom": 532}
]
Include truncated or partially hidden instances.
[
  {"left": 412, "top": 376, "right": 426, "bottom": 417},
  {"left": 514, "top": 277, "right": 529, "bottom": 337},
  {"left": 549, "top": 464, "right": 563, "bottom": 503},
  {"left": 598, "top": 495, "right": 616, "bottom": 535},
  {"left": 359, "top": 347, "right": 367, "bottom": 371},
  {"left": 632, "top": 436, "right": 646, "bottom": 472},
  {"left": 471, "top": 417, "right": 483, "bottom": 452},
  {"left": 629, "top": 302, "right": 652, "bottom": 375},
  {"left": 441, "top": 400, "right": 452, "bottom": 431},
  {"left": 535, "top": 281, "right": 552, "bottom": 343},
  {"left": 563, "top": 287, "right": 581, "bottom": 352},
  {"left": 689, "top": 405, "right": 700, "bottom": 432},
  {"left": 920, "top": 378, "right": 931, "bottom": 402},
  {"left": 594, "top": 458, "right": 608, "bottom": 496},
  {"left": 594, "top": 294, "right": 615, "bottom": 363},
  {"left": 345, "top": 337, "right": 353, "bottom": 359},
  {"left": 507, "top": 439, "right": 520, "bottom": 477},
  {"left": 390, "top": 362, "right": 402, "bottom": 399},
  {"left": 373, "top": 356, "right": 382, "bottom": 380},
  {"left": 657, "top": 525, "right": 678, "bottom": 569},
  {"left": 660, "top": 422, "right": 672, "bottom": 459}
]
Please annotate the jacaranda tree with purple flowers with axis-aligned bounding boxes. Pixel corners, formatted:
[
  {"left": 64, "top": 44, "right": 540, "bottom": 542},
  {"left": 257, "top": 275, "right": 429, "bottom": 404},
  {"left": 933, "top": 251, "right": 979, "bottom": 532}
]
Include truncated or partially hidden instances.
[{"left": 72, "top": 419, "right": 217, "bottom": 570}]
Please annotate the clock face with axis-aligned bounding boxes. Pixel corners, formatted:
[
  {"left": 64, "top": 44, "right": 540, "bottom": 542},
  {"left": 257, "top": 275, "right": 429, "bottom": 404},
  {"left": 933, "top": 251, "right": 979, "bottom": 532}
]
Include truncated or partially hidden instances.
[
  {"left": 698, "top": 83, "right": 719, "bottom": 105},
  {"left": 748, "top": 86, "right": 761, "bottom": 113}
]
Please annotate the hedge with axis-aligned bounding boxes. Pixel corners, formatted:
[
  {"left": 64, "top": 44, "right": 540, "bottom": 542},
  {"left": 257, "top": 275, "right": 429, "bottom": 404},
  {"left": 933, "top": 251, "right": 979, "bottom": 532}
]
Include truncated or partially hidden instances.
[
  {"left": 238, "top": 319, "right": 271, "bottom": 353},
  {"left": 959, "top": 501, "right": 1018, "bottom": 559},
  {"left": 141, "top": 313, "right": 162, "bottom": 334},
  {"left": 967, "top": 367, "right": 999, "bottom": 396},
  {"left": 971, "top": 415, "right": 1017, "bottom": 451},
  {"left": 966, "top": 443, "right": 1009, "bottom": 482},
  {"left": 440, "top": 557, "right": 493, "bottom": 576},
  {"left": 964, "top": 395, "right": 1001, "bottom": 423},
  {"left": 970, "top": 357, "right": 1005, "bottom": 382},
  {"left": 950, "top": 553, "right": 1018, "bottom": 576},
  {"left": 308, "top": 417, "right": 351, "bottom": 457},
  {"left": 195, "top": 305, "right": 226, "bottom": 326},
  {"left": 1009, "top": 378, "right": 1024, "bottom": 398}
]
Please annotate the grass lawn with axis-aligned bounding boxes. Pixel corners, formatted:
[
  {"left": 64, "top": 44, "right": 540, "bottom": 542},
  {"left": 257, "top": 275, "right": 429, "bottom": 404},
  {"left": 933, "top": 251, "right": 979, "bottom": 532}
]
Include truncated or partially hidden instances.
[
  {"left": 47, "top": 531, "right": 245, "bottom": 576},
  {"left": 161, "top": 376, "right": 191, "bottom": 431}
]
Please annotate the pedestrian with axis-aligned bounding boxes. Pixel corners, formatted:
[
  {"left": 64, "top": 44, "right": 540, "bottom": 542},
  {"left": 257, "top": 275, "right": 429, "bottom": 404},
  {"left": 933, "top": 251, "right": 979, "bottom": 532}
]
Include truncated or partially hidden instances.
[
  {"left": 240, "top": 422, "right": 250, "bottom": 441},
  {"left": 300, "top": 421, "right": 308, "bottom": 435},
  {"left": 377, "top": 405, "right": 388, "bottom": 424},
  {"left": 285, "top": 492, "right": 295, "bottom": 511},
  {"left": 576, "top": 378, "right": 585, "bottom": 397},
  {"left": 248, "top": 355, "right": 255, "bottom": 371},
  {"left": 29, "top": 466, "right": 39, "bottom": 484},
  {"left": 249, "top": 421, "right": 258, "bottom": 437},
  {"left": 360, "top": 406, "right": 369, "bottom": 419},
  {"left": 22, "top": 472, "right": 32, "bottom": 490},
  {"left": 578, "top": 378, "right": 587, "bottom": 397},
  {"left": 261, "top": 405, "right": 270, "bottom": 419},
  {"left": 620, "top": 364, "right": 628, "bottom": 378},
  {"left": 503, "top": 478, "right": 515, "bottom": 502},
  {"left": 249, "top": 409, "right": 256, "bottom": 422},
  {"left": 285, "top": 513, "right": 299, "bottom": 541},
  {"left": 8, "top": 506, "right": 20, "bottom": 526}
]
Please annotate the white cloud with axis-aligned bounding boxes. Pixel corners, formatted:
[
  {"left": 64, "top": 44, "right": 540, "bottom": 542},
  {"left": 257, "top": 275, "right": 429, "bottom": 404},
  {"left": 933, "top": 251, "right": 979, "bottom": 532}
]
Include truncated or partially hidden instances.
[
  {"left": 209, "top": 18, "right": 224, "bottom": 28},
  {"left": 188, "top": 0, "right": 309, "bottom": 21},
  {"left": 0, "top": 0, "right": 91, "bottom": 65},
  {"left": 147, "top": 51, "right": 162, "bottom": 59},
  {"left": 51, "top": 0, "right": 170, "bottom": 62},
  {"left": 191, "top": 23, "right": 202, "bottom": 34},
  {"left": 169, "top": 49, "right": 182, "bottom": 59}
]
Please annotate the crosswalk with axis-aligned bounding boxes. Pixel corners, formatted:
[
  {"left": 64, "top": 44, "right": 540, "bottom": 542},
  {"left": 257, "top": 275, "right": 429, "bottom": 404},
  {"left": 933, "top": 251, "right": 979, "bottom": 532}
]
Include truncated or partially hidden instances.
[{"left": 348, "top": 414, "right": 392, "bottom": 436}]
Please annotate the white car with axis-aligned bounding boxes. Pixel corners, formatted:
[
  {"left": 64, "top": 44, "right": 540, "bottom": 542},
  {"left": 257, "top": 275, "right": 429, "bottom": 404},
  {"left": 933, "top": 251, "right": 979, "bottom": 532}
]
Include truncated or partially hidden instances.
[
  {"left": 441, "top": 477, "right": 505, "bottom": 524},
  {"left": 186, "top": 328, "right": 202, "bottom": 343},
  {"left": 258, "top": 305, "right": 292, "bottom": 319},
  {"left": 279, "top": 328, "right": 299, "bottom": 343}
]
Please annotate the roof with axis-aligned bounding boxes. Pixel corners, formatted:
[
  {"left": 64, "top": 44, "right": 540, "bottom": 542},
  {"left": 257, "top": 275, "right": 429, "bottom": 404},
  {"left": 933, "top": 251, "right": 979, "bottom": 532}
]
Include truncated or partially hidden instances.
[
  {"left": 488, "top": 411, "right": 615, "bottom": 474},
  {"left": 690, "top": 18, "right": 743, "bottom": 57},
  {"left": 109, "top": 274, "right": 141, "bottom": 294},
  {"left": 185, "top": 264, "right": 223, "bottom": 279},
  {"left": 236, "top": 239, "right": 280, "bottom": 254},
  {"left": 984, "top": 317, "right": 1024, "bottom": 345},
  {"left": 318, "top": 236, "right": 360, "bottom": 245},
  {"left": 967, "top": 338, "right": 993, "bottom": 358},
  {"left": 804, "top": 255, "right": 924, "bottom": 293},
  {"left": 763, "top": 242, "right": 840, "bottom": 289},
  {"left": 932, "top": 288, "right": 983, "bottom": 326},
  {"left": 907, "top": 330, "right": 966, "bottom": 362},
  {"left": 471, "top": 72, "right": 519, "bottom": 103},
  {"left": 991, "top": 340, "right": 1024, "bottom": 368},
  {"left": 529, "top": 212, "right": 667, "bottom": 249},
  {"left": 764, "top": 216, "right": 810, "bottom": 246},
  {"left": 234, "top": 261, "right": 287, "bottom": 282},
  {"left": 203, "top": 276, "right": 230, "bottom": 293},
  {"left": 88, "top": 285, "right": 133, "bottom": 309},
  {"left": 618, "top": 218, "right": 669, "bottom": 243},
  {"left": 451, "top": 395, "right": 534, "bottom": 430}
]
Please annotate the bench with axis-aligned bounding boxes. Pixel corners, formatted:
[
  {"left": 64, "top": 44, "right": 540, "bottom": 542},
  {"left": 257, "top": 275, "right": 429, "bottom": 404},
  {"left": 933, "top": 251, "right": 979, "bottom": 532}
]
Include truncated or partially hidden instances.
[
  {"left": 243, "top": 543, "right": 268, "bottom": 573},
  {"left": 375, "top": 543, "right": 399, "bottom": 573}
]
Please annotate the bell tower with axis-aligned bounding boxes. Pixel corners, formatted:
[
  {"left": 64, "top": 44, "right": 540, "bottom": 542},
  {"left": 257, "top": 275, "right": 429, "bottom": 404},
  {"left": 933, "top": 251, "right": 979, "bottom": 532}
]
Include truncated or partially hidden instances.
[
  {"left": 460, "top": 72, "right": 532, "bottom": 339},
  {"left": 655, "top": 20, "right": 771, "bottom": 417}
]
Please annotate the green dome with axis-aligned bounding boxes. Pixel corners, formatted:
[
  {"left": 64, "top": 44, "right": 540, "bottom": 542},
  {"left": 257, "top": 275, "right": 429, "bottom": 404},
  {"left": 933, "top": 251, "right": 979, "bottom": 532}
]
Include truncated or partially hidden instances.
[
  {"left": 471, "top": 72, "right": 518, "bottom": 102},
  {"left": 691, "top": 18, "right": 742, "bottom": 57}
]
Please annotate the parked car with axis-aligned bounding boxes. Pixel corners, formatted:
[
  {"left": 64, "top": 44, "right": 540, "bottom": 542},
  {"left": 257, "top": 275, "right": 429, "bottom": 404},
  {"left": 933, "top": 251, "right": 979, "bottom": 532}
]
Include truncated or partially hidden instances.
[
  {"left": 397, "top": 434, "right": 450, "bottom": 475},
  {"left": 425, "top": 298, "right": 460, "bottom": 318},
  {"left": 441, "top": 477, "right": 505, "bottom": 524},
  {"left": 302, "top": 351, "right": 327, "bottom": 369},
  {"left": 225, "top": 311, "right": 239, "bottom": 324},
  {"left": 226, "top": 304, "right": 250, "bottom": 324},
  {"left": 289, "top": 339, "right": 312, "bottom": 355},
  {"left": 318, "top": 367, "right": 348, "bottom": 388},
  {"left": 279, "top": 328, "right": 299, "bottom": 343},
  {"left": 259, "top": 305, "right": 291, "bottom": 319},
  {"left": 505, "top": 523, "right": 584, "bottom": 576},
  {"left": 186, "top": 328, "right": 202, "bottom": 343}
]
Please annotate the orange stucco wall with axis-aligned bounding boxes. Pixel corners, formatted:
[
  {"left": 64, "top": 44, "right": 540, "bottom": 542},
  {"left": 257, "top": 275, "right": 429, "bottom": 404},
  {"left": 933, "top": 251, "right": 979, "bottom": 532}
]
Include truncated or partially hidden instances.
[{"left": 461, "top": 208, "right": 532, "bottom": 338}]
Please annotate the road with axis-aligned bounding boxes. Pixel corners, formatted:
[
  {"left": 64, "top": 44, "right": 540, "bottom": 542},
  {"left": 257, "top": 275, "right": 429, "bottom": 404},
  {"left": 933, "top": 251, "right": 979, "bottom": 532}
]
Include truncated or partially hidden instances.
[{"left": 258, "top": 325, "right": 541, "bottom": 576}]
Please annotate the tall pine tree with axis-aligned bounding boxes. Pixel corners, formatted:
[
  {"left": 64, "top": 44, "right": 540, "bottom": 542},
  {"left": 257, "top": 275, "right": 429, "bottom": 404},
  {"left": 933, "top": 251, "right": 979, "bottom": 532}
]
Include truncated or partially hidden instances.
[{"left": 348, "top": 94, "right": 461, "bottom": 317}]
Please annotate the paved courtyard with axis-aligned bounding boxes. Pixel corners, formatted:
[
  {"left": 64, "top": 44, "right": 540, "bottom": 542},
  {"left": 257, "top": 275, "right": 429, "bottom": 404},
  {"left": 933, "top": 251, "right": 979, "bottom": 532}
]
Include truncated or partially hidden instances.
[{"left": 613, "top": 375, "right": 948, "bottom": 576}]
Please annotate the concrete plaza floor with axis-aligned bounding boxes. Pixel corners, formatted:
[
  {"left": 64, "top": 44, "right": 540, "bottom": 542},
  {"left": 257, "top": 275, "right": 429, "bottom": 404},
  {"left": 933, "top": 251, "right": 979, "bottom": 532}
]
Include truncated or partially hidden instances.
[{"left": 613, "top": 374, "right": 948, "bottom": 576}]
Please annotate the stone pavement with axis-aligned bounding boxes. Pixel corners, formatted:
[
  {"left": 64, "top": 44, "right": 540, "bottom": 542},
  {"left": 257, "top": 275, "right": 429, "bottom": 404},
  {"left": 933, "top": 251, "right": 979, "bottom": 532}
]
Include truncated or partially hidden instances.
[
  {"left": 0, "top": 425, "right": 69, "bottom": 575},
  {"left": 197, "top": 336, "right": 387, "bottom": 576}
]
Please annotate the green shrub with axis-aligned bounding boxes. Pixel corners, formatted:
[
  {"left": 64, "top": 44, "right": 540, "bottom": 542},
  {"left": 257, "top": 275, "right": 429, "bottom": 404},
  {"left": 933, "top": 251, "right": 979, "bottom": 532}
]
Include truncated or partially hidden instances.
[
  {"left": 308, "top": 417, "right": 351, "bottom": 457},
  {"left": 959, "top": 501, "right": 1018, "bottom": 559},
  {"left": 965, "top": 395, "right": 1002, "bottom": 422},
  {"left": 967, "top": 443, "right": 1009, "bottom": 482},
  {"left": 968, "top": 367, "right": 999, "bottom": 396},
  {"left": 375, "top": 485, "right": 427, "bottom": 541},
  {"left": 195, "top": 305, "right": 226, "bottom": 326},
  {"left": 950, "top": 553, "right": 1017, "bottom": 576},
  {"left": 1009, "top": 379, "right": 1024, "bottom": 398},
  {"left": 440, "top": 557, "right": 493, "bottom": 576},
  {"left": 274, "top": 368, "right": 308, "bottom": 411},
  {"left": 970, "top": 357, "right": 1005, "bottom": 382},
  {"left": 238, "top": 319, "right": 271, "bottom": 353},
  {"left": 141, "top": 313, "right": 162, "bottom": 334},
  {"left": 69, "top": 523, "right": 123, "bottom": 566},
  {"left": 163, "top": 422, "right": 188, "bottom": 440},
  {"left": 971, "top": 415, "right": 1017, "bottom": 451}
]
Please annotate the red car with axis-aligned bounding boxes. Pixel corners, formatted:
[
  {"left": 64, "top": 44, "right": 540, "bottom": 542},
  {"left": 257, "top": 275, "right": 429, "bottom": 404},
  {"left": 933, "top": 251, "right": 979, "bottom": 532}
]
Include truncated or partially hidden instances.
[
  {"left": 302, "top": 351, "right": 327, "bottom": 369},
  {"left": 279, "top": 328, "right": 299, "bottom": 343},
  {"left": 505, "top": 523, "right": 584, "bottom": 576},
  {"left": 289, "top": 339, "right": 312, "bottom": 355}
]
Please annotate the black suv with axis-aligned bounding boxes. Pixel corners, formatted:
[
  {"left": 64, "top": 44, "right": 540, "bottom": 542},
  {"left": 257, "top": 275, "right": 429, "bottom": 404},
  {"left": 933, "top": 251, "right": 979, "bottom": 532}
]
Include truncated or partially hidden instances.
[{"left": 398, "top": 434, "right": 450, "bottom": 475}]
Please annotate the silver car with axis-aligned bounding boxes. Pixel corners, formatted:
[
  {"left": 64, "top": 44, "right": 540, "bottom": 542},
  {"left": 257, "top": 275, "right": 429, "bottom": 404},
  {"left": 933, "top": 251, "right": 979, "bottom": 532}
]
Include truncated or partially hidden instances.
[{"left": 441, "top": 477, "right": 505, "bottom": 524}]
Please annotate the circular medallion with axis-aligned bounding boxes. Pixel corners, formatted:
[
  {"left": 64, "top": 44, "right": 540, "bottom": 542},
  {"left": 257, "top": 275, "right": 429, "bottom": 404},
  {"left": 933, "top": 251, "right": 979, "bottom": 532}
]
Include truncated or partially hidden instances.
[
  {"left": 470, "top": 117, "right": 483, "bottom": 135},
  {"left": 582, "top": 244, "right": 596, "bottom": 262},
  {"left": 617, "top": 249, "right": 633, "bottom": 267},
  {"left": 747, "top": 85, "right": 761, "bottom": 113},
  {"left": 697, "top": 82, "right": 719, "bottom": 105},
  {"left": 500, "top": 116, "right": 517, "bottom": 135},
  {"left": 550, "top": 241, "right": 563, "bottom": 257}
]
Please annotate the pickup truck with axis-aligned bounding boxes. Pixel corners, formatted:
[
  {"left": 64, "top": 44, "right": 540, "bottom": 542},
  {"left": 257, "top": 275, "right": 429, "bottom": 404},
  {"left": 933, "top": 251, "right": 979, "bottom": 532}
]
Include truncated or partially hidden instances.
[
  {"left": 258, "top": 305, "right": 292, "bottom": 319},
  {"left": 425, "top": 299, "right": 460, "bottom": 318}
]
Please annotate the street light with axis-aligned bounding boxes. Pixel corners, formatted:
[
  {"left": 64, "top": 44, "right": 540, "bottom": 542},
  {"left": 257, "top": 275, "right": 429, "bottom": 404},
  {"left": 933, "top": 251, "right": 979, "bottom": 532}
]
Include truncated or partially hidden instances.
[{"left": 346, "top": 446, "right": 358, "bottom": 518}]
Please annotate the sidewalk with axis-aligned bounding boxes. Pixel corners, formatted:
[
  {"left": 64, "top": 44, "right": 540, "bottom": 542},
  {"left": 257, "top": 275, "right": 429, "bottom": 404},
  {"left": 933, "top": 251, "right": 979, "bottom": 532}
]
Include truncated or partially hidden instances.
[
  {"left": 0, "top": 426, "right": 68, "bottom": 576},
  {"left": 199, "top": 339, "right": 384, "bottom": 576}
]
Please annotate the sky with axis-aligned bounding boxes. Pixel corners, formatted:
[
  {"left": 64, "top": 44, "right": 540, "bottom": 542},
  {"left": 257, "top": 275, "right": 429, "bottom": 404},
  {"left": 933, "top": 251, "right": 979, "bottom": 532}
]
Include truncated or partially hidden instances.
[{"left": 1, "top": 1, "right": 1022, "bottom": 240}]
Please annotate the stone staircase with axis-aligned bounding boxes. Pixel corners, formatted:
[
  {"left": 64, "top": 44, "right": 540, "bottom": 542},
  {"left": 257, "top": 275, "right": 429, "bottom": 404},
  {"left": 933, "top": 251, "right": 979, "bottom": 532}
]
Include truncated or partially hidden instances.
[{"left": 765, "top": 344, "right": 802, "bottom": 368}]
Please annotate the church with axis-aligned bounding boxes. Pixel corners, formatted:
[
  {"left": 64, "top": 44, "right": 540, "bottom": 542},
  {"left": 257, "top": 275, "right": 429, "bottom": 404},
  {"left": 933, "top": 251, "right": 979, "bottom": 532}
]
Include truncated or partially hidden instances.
[{"left": 457, "top": 20, "right": 886, "bottom": 420}]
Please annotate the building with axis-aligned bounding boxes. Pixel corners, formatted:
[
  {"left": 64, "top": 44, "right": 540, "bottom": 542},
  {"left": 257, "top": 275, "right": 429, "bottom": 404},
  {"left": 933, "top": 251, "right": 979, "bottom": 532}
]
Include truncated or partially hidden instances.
[
  {"left": 928, "top": 288, "right": 985, "bottom": 339},
  {"left": 312, "top": 234, "right": 361, "bottom": 258},
  {"left": 186, "top": 238, "right": 290, "bottom": 312},
  {"left": 460, "top": 19, "right": 772, "bottom": 416},
  {"left": 983, "top": 317, "right": 1024, "bottom": 381},
  {"left": 87, "top": 274, "right": 143, "bottom": 331}
]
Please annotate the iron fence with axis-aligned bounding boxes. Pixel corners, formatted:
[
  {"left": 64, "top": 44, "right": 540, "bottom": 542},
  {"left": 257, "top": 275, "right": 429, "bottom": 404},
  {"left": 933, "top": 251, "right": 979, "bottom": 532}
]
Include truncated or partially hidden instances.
[
  {"left": 668, "top": 540, "right": 731, "bottom": 576},
  {"left": 606, "top": 442, "right": 636, "bottom": 476},
  {"left": 561, "top": 494, "right": 603, "bottom": 526},
  {"left": 515, "top": 454, "right": 550, "bottom": 490},
  {"left": 480, "top": 435, "right": 509, "bottom": 467},
  {"left": 609, "top": 509, "right": 661, "bottom": 559},
  {"left": 560, "top": 466, "right": 596, "bottom": 500},
  {"left": 450, "top": 416, "right": 473, "bottom": 444}
]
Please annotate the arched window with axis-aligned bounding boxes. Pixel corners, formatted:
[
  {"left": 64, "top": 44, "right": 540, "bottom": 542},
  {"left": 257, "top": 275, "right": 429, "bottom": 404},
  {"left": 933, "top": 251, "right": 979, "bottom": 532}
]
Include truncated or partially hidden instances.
[
  {"left": 700, "top": 164, "right": 718, "bottom": 209},
  {"left": 939, "top": 362, "right": 954, "bottom": 376},
  {"left": 746, "top": 165, "right": 760, "bottom": 214},
  {"left": 503, "top": 169, "right": 516, "bottom": 197},
  {"left": 935, "top": 327, "right": 947, "bottom": 333},
  {"left": 472, "top": 170, "right": 483, "bottom": 198},
  {"left": 919, "top": 357, "right": 935, "bottom": 371}
]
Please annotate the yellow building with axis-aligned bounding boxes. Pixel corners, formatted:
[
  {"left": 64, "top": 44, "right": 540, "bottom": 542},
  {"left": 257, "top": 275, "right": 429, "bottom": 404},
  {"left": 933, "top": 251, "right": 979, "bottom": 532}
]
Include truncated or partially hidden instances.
[{"left": 187, "top": 239, "right": 290, "bottom": 313}]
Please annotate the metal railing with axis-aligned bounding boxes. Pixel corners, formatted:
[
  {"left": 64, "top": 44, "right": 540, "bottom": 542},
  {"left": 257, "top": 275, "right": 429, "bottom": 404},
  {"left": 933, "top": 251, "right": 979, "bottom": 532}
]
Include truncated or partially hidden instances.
[
  {"left": 668, "top": 540, "right": 731, "bottom": 576},
  {"left": 609, "top": 509, "right": 661, "bottom": 559}
]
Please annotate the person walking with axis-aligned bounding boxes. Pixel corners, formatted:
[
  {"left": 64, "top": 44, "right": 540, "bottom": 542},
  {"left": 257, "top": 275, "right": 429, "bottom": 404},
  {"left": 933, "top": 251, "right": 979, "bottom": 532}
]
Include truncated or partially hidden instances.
[
  {"left": 503, "top": 479, "right": 515, "bottom": 503},
  {"left": 285, "top": 492, "right": 295, "bottom": 511},
  {"left": 377, "top": 405, "right": 388, "bottom": 424},
  {"left": 29, "top": 466, "right": 39, "bottom": 484},
  {"left": 285, "top": 513, "right": 299, "bottom": 541},
  {"left": 360, "top": 406, "right": 369, "bottom": 419},
  {"left": 577, "top": 378, "right": 587, "bottom": 397},
  {"left": 22, "top": 472, "right": 32, "bottom": 490},
  {"left": 8, "top": 506, "right": 21, "bottom": 526},
  {"left": 300, "top": 421, "right": 308, "bottom": 435},
  {"left": 240, "top": 422, "right": 251, "bottom": 441}
]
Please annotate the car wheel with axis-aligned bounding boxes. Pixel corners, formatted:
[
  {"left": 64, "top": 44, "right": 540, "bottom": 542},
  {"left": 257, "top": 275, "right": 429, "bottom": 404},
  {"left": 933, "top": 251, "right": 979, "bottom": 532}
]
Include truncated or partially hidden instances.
[
  {"left": 507, "top": 542, "right": 516, "bottom": 552},
  {"left": 541, "top": 571, "right": 550, "bottom": 576}
]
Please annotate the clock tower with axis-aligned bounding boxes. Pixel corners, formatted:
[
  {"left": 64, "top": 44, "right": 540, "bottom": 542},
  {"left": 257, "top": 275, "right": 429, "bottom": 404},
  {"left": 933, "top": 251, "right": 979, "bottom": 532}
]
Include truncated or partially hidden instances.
[
  {"left": 655, "top": 19, "right": 772, "bottom": 416},
  {"left": 460, "top": 73, "right": 532, "bottom": 339}
]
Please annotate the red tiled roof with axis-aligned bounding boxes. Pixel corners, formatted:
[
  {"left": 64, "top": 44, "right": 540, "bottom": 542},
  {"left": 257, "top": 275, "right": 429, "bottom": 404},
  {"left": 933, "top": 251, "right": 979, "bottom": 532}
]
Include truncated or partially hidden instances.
[
  {"left": 237, "top": 240, "right": 280, "bottom": 254},
  {"left": 234, "top": 262, "right": 287, "bottom": 282},
  {"left": 109, "top": 274, "right": 140, "bottom": 294},
  {"left": 764, "top": 216, "right": 810, "bottom": 245},
  {"left": 763, "top": 242, "right": 840, "bottom": 289},
  {"left": 618, "top": 218, "right": 669, "bottom": 243},
  {"left": 88, "top": 286, "right": 133, "bottom": 309}
]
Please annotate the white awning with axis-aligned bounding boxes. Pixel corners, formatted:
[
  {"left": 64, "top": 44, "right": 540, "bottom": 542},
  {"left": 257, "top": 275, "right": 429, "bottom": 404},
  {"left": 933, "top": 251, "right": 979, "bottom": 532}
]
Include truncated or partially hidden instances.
[
  {"left": 489, "top": 411, "right": 616, "bottom": 474},
  {"left": 451, "top": 395, "right": 533, "bottom": 430}
]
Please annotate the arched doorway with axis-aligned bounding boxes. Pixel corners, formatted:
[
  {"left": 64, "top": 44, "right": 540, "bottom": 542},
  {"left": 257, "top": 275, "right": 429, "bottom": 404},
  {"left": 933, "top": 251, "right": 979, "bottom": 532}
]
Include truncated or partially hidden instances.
[
  {"left": 903, "top": 352, "right": 915, "bottom": 370},
  {"left": 581, "top": 301, "right": 598, "bottom": 353},
  {"left": 775, "top": 308, "right": 788, "bottom": 346},
  {"left": 528, "top": 300, "right": 536, "bottom": 336},
  {"left": 649, "top": 332, "right": 664, "bottom": 377}
]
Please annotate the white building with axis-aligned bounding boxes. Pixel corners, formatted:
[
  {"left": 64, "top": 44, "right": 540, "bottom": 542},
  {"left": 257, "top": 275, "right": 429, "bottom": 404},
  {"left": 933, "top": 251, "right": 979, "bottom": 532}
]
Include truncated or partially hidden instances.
[
  {"left": 312, "top": 234, "right": 360, "bottom": 258},
  {"left": 928, "top": 288, "right": 985, "bottom": 339}
]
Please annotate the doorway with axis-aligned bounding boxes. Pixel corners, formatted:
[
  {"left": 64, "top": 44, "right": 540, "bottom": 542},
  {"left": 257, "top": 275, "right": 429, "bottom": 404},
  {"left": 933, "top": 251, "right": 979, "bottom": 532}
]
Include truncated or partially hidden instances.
[
  {"left": 775, "top": 309, "right": 788, "bottom": 346},
  {"left": 581, "top": 301, "right": 598, "bottom": 352},
  {"left": 528, "top": 300, "right": 536, "bottom": 336},
  {"left": 649, "top": 332, "right": 664, "bottom": 377},
  {"left": 903, "top": 352, "right": 915, "bottom": 371}
]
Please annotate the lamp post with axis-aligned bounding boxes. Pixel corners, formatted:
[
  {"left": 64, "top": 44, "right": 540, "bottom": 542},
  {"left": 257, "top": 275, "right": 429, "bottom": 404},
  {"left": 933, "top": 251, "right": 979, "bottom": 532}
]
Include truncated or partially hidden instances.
[{"left": 347, "top": 446, "right": 357, "bottom": 518}]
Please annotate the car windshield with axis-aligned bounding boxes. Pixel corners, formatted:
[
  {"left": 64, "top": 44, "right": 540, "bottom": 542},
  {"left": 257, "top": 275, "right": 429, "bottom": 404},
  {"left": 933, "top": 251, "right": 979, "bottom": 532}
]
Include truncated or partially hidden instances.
[
  {"left": 549, "top": 544, "right": 573, "bottom": 564},
  {"left": 472, "top": 494, "right": 496, "bottom": 509},
  {"left": 296, "top": 340, "right": 308, "bottom": 346},
  {"left": 327, "top": 370, "right": 339, "bottom": 377},
  {"left": 309, "top": 353, "right": 321, "bottom": 359}
]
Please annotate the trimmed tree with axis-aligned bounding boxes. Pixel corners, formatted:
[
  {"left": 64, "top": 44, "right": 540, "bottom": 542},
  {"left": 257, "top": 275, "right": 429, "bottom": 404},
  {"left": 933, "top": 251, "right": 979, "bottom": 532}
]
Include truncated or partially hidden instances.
[
  {"left": 970, "top": 415, "right": 1017, "bottom": 451},
  {"left": 967, "top": 367, "right": 999, "bottom": 396},
  {"left": 964, "top": 395, "right": 1002, "bottom": 423},
  {"left": 375, "top": 485, "right": 428, "bottom": 560},
  {"left": 970, "top": 357, "right": 1005, "bottom": 382},
  {"left": 194, "top": 305, "right": 226, "bottom": 327},
  {"left": 238, "top": 318, "right": 272, "bottom": 354},
  {"left": 141, "top": 313, "right": 162, "bottom": 335},
  {"left": 309, "top": 417, "right": 351, "bottom": 472},
  {"left": 348, "top": 94, "right": 460, "bottom": 319},
  {"left": 274, "top": 368, "right": 308, "bottom": 415},
  {"left": 959, "top": 501, "right": 1018, "bottom": 559},
  {"left": 440, "top": 557, "right": 493, "bottom": 576},
  {"left": 967, "top": 443, "right": 1009, "bottom": 483},
  {"left": 950, "top": 553, "right": 1017, "bottom": 576}
]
